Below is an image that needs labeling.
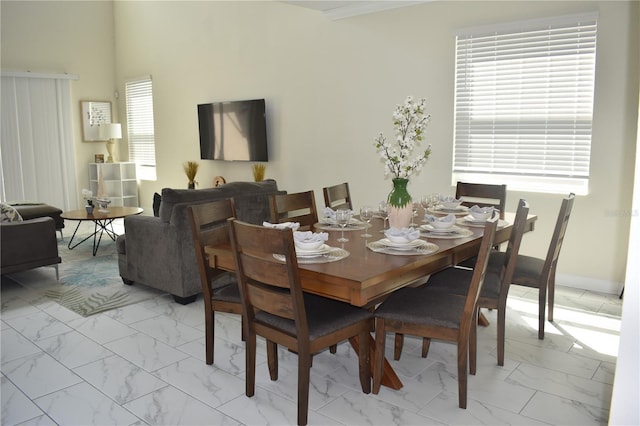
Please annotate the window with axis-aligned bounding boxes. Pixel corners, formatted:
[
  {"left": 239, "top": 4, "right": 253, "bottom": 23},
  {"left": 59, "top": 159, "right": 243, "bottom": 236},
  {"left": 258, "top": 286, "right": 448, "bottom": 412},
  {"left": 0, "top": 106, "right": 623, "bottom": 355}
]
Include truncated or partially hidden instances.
[
  {"left": 125, "top": 76, "right": 156, "bottom": 180},
  {"left": 452, "top": 13, "right": 598, "bottom": 195}
]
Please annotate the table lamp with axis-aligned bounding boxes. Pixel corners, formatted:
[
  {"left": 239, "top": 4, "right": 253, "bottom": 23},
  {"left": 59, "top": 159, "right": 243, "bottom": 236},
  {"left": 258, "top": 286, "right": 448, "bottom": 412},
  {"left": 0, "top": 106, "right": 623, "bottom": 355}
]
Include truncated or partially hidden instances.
[{"left": 99, "top": 123, "right": 122, "bottom": 163}]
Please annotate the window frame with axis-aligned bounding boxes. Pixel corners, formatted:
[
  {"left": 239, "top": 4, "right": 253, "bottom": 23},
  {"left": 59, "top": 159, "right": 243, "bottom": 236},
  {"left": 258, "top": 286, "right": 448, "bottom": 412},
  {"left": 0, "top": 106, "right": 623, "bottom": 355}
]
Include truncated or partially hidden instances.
[
  {"left": 452, "top": 12, "right": 598, "bottom": 195},
  {"left": 125, "top": 76, "right": 156, "bottom": 181}
]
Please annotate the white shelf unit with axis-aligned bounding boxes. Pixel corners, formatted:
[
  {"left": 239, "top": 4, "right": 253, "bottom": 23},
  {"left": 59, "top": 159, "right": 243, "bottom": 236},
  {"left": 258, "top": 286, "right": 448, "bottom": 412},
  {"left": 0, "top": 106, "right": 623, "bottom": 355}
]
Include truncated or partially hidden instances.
[{"left": 89, "top": 162, "right": 139, "bottom": 207}]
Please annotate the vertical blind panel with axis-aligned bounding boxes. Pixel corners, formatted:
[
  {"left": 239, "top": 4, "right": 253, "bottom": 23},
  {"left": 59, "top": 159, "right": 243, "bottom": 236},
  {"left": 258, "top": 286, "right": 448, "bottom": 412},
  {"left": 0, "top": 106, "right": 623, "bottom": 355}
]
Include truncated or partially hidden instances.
[
  {"left": 125, "top": 78, "right": 156, "bottom": 167},
  {"left": 453, "top": 14, "right": 597, "bottom": 183}
]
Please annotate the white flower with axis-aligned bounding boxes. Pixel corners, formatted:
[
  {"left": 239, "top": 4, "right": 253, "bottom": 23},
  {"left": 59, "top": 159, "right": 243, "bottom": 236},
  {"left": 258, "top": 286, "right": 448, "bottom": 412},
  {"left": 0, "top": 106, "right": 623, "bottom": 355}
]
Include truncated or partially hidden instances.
[{"left": 374, "top": 96, "right": 432, "bottom": 179}]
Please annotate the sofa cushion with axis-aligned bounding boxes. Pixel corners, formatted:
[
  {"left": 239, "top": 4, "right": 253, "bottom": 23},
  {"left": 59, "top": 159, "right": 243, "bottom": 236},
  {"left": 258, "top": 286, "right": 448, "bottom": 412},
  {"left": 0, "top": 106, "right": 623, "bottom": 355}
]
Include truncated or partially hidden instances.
[
  {"left": 159, "top": 179, "right": 280, "bottom": 223},
  {"left": 1, "top": 203, "right": 23, "bottom": 222}
]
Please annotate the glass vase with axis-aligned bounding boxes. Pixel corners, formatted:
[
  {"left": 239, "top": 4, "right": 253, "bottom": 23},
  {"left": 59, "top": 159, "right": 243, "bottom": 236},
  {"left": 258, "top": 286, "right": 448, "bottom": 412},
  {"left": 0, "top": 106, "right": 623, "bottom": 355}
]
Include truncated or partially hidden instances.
[{"left": 387, "top": 178, "right": 413, "bottom": 229}]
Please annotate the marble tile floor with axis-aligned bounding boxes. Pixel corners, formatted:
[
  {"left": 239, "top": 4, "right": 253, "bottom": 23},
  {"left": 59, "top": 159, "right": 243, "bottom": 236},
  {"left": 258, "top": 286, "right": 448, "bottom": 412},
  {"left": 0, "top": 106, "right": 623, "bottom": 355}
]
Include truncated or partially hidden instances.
[{"left": 1, "top": 227, "right": 622, "bottom": 425}]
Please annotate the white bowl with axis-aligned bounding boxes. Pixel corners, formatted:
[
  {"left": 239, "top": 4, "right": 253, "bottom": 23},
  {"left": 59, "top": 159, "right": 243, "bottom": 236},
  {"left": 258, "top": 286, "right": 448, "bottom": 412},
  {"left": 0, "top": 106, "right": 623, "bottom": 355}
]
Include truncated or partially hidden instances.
[
  {"left": 440, "top": 198, "right": 463, "bottom": 210},
  {"left": 430, "top": 219, "right": 455, "bottom": 230},
  {"left": 295, "top": 240, "right": 324, "bottom": 251},
  {"left": 385, "top": 234, "right": 411, "bottom": 244},
  {"left": 469, "top": 209, "right": 493, "bottom": 221}
]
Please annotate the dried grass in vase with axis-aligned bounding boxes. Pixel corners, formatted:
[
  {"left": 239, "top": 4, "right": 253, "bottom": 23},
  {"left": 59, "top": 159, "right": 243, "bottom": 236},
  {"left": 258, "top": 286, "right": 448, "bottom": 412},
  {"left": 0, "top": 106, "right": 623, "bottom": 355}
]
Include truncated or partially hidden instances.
[
  {"left": 183, "top": 161, "right": 199, "bottom": 188},
  {"left": 252, "top": 163, "right": 266, "bottom": 182}
]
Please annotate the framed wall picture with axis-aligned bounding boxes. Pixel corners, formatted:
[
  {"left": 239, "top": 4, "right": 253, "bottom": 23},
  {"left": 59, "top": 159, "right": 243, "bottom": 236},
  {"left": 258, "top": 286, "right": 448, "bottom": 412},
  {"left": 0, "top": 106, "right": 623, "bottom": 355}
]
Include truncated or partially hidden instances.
[{"left": 81, "top": 100, "right": 112, "bottom": 142}]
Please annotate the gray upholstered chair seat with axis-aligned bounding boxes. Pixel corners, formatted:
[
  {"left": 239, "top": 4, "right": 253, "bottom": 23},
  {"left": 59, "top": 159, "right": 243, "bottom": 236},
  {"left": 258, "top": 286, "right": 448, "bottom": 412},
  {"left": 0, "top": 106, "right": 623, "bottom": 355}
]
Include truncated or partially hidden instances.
[
  {"left": 375, "top": 287, "right": 467, "bottom": 329},
  {"left": 212, "top": 278, "right": 241, "bottom": 303},
  {"left": 426, "top": 267, "right": 501, "bottom": 300},
  {"left": 489, "top": 251, "right": 545, "bottom": 288},
  {"left": 256, "top": 293, "right": 373, "bottom": 340}
]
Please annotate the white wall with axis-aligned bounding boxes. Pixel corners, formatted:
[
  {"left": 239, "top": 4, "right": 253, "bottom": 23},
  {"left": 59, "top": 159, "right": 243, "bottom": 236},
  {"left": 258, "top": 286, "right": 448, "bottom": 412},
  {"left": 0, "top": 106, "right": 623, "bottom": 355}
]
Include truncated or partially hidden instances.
[
  {"left": 0, "top": 0, "right": 118, "bottom": 200},
  {"left": 1, "top": 1, "right": 638, "bottom": 293},
  {"left": 112, "top": 0, "right": 639, "bottom": 295}
]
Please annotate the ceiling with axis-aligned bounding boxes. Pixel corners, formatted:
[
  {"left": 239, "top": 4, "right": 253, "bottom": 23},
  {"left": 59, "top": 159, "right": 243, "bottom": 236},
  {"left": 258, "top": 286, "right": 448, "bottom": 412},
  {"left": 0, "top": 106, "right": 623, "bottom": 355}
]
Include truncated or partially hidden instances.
[{"left": 283, "top": 1, "right": 427, "bottom": 20}]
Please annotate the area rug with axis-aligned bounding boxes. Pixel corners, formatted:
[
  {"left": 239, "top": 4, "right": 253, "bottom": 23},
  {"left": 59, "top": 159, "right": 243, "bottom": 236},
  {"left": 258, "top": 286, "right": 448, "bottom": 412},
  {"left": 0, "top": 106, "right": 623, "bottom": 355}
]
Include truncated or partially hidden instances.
[{"left": 7, "top": 220, "right": 161, "bottom": 316}]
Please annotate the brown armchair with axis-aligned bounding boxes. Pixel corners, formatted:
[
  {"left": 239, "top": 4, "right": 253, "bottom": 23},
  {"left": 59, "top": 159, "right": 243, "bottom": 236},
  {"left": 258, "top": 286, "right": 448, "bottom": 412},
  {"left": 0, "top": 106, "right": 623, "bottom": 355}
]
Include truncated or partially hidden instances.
[{"left": 1, "top": 216, "right": 61, "bottom": 279}]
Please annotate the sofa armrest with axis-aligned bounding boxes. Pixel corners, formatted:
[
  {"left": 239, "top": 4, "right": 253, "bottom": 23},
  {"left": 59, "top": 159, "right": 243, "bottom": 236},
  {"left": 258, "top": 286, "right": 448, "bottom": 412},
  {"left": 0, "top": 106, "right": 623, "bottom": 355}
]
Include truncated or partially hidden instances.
[
  {"left": 122, "top": 214, "right": 200, "bottom": 296},
  {"left": 1, "top": 217, "right": 60, "bottom": 270}
]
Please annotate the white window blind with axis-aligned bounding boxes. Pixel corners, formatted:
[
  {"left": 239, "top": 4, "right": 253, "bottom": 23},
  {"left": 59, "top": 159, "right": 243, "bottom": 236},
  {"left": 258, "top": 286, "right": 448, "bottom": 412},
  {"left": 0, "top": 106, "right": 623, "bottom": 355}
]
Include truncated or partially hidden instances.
[
  {"left": 452, "top": 13, "right": 598, "bottom": 195},
  {"left": 125, "top": 77, "right": 156, "bottom": 180}
]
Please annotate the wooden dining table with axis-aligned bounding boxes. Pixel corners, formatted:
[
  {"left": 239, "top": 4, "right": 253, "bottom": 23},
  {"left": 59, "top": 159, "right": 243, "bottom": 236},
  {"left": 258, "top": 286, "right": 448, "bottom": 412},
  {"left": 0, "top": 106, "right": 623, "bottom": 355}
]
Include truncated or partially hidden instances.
[{"left": 205, "top": 211, "right": 537, "bottom": 389}]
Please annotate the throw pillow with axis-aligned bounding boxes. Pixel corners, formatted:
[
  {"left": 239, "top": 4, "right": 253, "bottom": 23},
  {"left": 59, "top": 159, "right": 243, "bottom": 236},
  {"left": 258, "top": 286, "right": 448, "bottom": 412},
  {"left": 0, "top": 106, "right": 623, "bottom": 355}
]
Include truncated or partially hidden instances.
[
  {"left": 153, "top": 192, "right": 162, "bottom": 217},
  {"left": 0, "top": 203, "right": 24, "bottom": 222}
]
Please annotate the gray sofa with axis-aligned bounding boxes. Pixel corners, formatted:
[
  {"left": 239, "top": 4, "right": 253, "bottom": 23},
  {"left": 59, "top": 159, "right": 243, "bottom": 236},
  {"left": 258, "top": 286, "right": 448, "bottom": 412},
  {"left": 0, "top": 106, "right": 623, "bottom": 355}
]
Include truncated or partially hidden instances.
[
  {"left": 116, "top": 179, "right": 284, "bottom": 303},
  {"left": 1, "top": 216, "right": 61, "bottom": 279}
]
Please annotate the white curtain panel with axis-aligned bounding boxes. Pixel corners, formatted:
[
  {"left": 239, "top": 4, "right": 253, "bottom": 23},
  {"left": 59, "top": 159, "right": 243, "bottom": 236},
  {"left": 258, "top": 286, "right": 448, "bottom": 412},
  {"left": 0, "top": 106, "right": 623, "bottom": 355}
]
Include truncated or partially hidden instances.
[{"left": 1, "top": 74, "right": 78, "bottom": 210}]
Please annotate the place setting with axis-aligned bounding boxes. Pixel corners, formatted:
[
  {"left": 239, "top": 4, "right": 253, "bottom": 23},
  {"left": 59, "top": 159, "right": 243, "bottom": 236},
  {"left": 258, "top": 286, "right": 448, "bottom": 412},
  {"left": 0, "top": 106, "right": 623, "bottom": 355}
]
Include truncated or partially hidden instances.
[
  {"left": 315, "top": 207, "right": 368, "bottom": 231},
  {"left": 456, "top": 205, "right": 509, "bottom": 228},
  {"left": 367, "top": 227, "right": 439, "bottom": 256},
  {"left": 425, "top": 195, "right": 470, "bottom": 216},
  {"left": 420, "top": 213, "right": 475, "bottom": 239},
  {"left": 263, "top": 223, "right": 350, "bottom": 264}
]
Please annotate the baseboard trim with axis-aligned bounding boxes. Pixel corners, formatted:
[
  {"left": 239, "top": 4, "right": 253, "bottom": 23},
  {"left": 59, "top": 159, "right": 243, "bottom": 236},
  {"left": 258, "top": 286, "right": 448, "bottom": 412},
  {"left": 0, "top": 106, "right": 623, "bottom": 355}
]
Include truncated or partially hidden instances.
[{"left": 557, "top": 273, "right": 623, "bottom": 295}]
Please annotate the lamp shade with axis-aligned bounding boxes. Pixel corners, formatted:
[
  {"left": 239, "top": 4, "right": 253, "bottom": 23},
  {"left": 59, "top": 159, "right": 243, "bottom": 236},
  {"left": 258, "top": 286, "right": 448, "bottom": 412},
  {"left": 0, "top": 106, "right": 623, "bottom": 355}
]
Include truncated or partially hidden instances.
[{"left": 99, "top": 123, "right": 122, "bottom": 140}]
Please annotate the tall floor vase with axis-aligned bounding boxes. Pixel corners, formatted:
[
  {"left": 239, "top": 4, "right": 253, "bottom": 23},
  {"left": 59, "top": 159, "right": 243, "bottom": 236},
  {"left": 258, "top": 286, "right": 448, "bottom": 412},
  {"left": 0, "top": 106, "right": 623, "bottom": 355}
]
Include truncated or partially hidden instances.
[{"left": 387, "top": 178, "right": 413, "bottom": 229}]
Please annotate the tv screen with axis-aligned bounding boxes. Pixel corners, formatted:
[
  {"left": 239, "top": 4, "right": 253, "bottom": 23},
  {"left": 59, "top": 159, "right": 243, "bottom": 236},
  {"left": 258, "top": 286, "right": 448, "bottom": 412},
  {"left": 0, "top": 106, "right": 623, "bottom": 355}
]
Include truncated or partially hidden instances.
[{"left": 198, "top": 98, "right": 268, "bottom": 162}]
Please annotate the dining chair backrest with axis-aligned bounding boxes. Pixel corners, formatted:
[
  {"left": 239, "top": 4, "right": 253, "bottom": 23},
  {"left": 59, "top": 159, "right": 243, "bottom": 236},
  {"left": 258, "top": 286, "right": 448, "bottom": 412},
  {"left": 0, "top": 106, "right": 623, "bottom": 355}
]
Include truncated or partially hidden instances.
[
  {"left": 544, "top": 193, "right": 575, "bottom": 277},
  {"left": 323, "top": 182, "right": 353, "bottom": 210},
  {"left": 228, "top": 219, "right": 308, "bottom": 338},
  {"left": 464, "top": 213, "right": 499, "bottom": 328},
  {"left": 188, "top": 198, "right": 243, "bottom": 365},
  {"left": 456, "top": 182, "right": 507, "bottom": 219},
  {"left": 496, "top": 199, "right": 529, "bottom": 297},
  {"left": 188, "top": 198, "right": 237, "bottom": 302},
  {"left": 269, "top": 190, "right": 318, "bottom": 231}
]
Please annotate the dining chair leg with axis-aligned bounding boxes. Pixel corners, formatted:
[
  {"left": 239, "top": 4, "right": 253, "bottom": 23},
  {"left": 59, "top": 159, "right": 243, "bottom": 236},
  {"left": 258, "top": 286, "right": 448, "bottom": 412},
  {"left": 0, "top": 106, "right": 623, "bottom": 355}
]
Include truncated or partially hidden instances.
[
  {"left": 358, "top": 329, "right": 371, "bottom": 394},
  {"left": 421, "top": 338, "right": 431, "bottom": 358},
  {"left": 267, "top": 340, "right": 278, "bottom": 381},
  {"left": 497, "top": 300, "right": 507, "bottom": 366},
  {"left": 246, "top": 331, "right": 256, "bottom": 397},
  {"left": 469, "top": 308, "right": 478, "bottom": 376},
  {"left": 298, "top": 353, "right": 312, "bottom": 426},
  {"left": 393, "top": 333, "right": 404, "bottom": 360},
  {"left": 457, "top": 337, "right": 468, "bottom": 409},
  {"left": 538, "top": 284, "right": 547, "bottom": 340},
  {"left": 373, "top": 318, "right": 386, "bottom": 394},
  {"left": 548, "top": 264, "right": 557, "bottom": 323},
  {"left": 205, "top": 310, "right": 214, "bottom": 365}
]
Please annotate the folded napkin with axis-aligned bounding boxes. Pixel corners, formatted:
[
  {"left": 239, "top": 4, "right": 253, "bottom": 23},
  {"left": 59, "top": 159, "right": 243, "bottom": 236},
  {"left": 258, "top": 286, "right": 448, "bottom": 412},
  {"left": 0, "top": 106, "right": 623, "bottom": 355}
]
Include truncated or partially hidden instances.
[
  {"left": 440, "top": 195, "right": 462, "bottom": 204},
  {"left": 384, "top": 227, "right": 421, "bottom": 242},
  {"left": 470, "top": 205, "right": 494, "bottom": 214},
  {"left": 262, "top": 221, "right": 301, "bottom": 231},
  {"left": 323, "top": 207, "right": 355, "bottom": 220},
  {"left": 293, "top": 231, "right": 328, "bottom": 243},
  {"left": 424, "top": 213, "right": 456, "bottom": 224}
]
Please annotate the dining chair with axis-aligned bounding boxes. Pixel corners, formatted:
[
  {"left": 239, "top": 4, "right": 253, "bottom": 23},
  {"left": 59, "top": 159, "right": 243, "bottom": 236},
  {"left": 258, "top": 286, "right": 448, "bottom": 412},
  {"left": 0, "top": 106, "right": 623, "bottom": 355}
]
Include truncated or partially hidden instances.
[
  {"left": 407, "top": 199, "right": 530, "bottom": 366},
  {"left": 188, "top": 199, "right": 243, "bottom": 365},
  {"left": 228, "top": 219, "right": 372, "bottom": 426},
  {"left": 373, "top": 214, "right": 498, "bottom": 409},
  {"left": 323, "top": 182, "right": 353, "bottom": 210},
  {"left": 488, "top": 193, "right": 575, "bottom": 339},
  {"left": 269, "top": 190, "right": 318, "bottom": 231},
  {"left": 455, "top": 181, "right": 507, "bottom": 219}
]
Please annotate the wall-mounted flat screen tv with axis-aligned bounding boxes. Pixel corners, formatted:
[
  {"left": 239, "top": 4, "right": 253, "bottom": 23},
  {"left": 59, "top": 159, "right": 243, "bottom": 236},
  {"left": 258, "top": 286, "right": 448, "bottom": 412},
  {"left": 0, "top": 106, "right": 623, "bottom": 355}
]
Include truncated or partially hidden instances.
[{"left": 198, "top": 98, "right": 268, "bottom": 162}]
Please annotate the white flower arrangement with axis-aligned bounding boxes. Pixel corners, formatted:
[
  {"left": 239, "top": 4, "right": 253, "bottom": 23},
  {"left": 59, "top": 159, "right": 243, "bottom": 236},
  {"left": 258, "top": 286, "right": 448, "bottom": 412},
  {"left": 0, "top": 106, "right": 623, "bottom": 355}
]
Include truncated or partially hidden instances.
[
  {"left": 374, "top": 96, "right": 432, "bottom": 179},
  {"left": 82, "top": 188, "right": 94, "bottom": 206}
]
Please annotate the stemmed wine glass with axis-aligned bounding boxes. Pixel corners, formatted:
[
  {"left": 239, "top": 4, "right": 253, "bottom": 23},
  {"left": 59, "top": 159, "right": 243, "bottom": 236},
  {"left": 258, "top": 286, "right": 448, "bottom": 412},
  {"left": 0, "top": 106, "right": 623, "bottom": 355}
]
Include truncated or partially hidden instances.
[
  {"left": 378, "top": 201, "right": 389, "bottom": 232},
  {"left": 335, "top": 209, "right": 351, "bottom": 243},
  {"left": 410, "top": 201, "right": 420, "bottom": 227},
  {"left": 421, "top": 195, "right": 431, "bottom": 222},
  {"left": 359, "top": 205, "right": 374, "bottom": 238}
]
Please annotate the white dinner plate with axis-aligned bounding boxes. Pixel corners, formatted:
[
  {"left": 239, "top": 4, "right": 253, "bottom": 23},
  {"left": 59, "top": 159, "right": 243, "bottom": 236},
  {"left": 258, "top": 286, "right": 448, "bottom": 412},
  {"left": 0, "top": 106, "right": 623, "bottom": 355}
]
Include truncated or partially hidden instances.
[
  {"left": 296, "top": 244, "right": 331, "bottom": 257},
  {"left": 427, "top": 206, "right": 469, "bottom": 216},
  {"left": 379, "top": 238, "right": 426, "bottom": 250},
  {"left": 420, "top": 224, "right": 456, "bottom": 234}
]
